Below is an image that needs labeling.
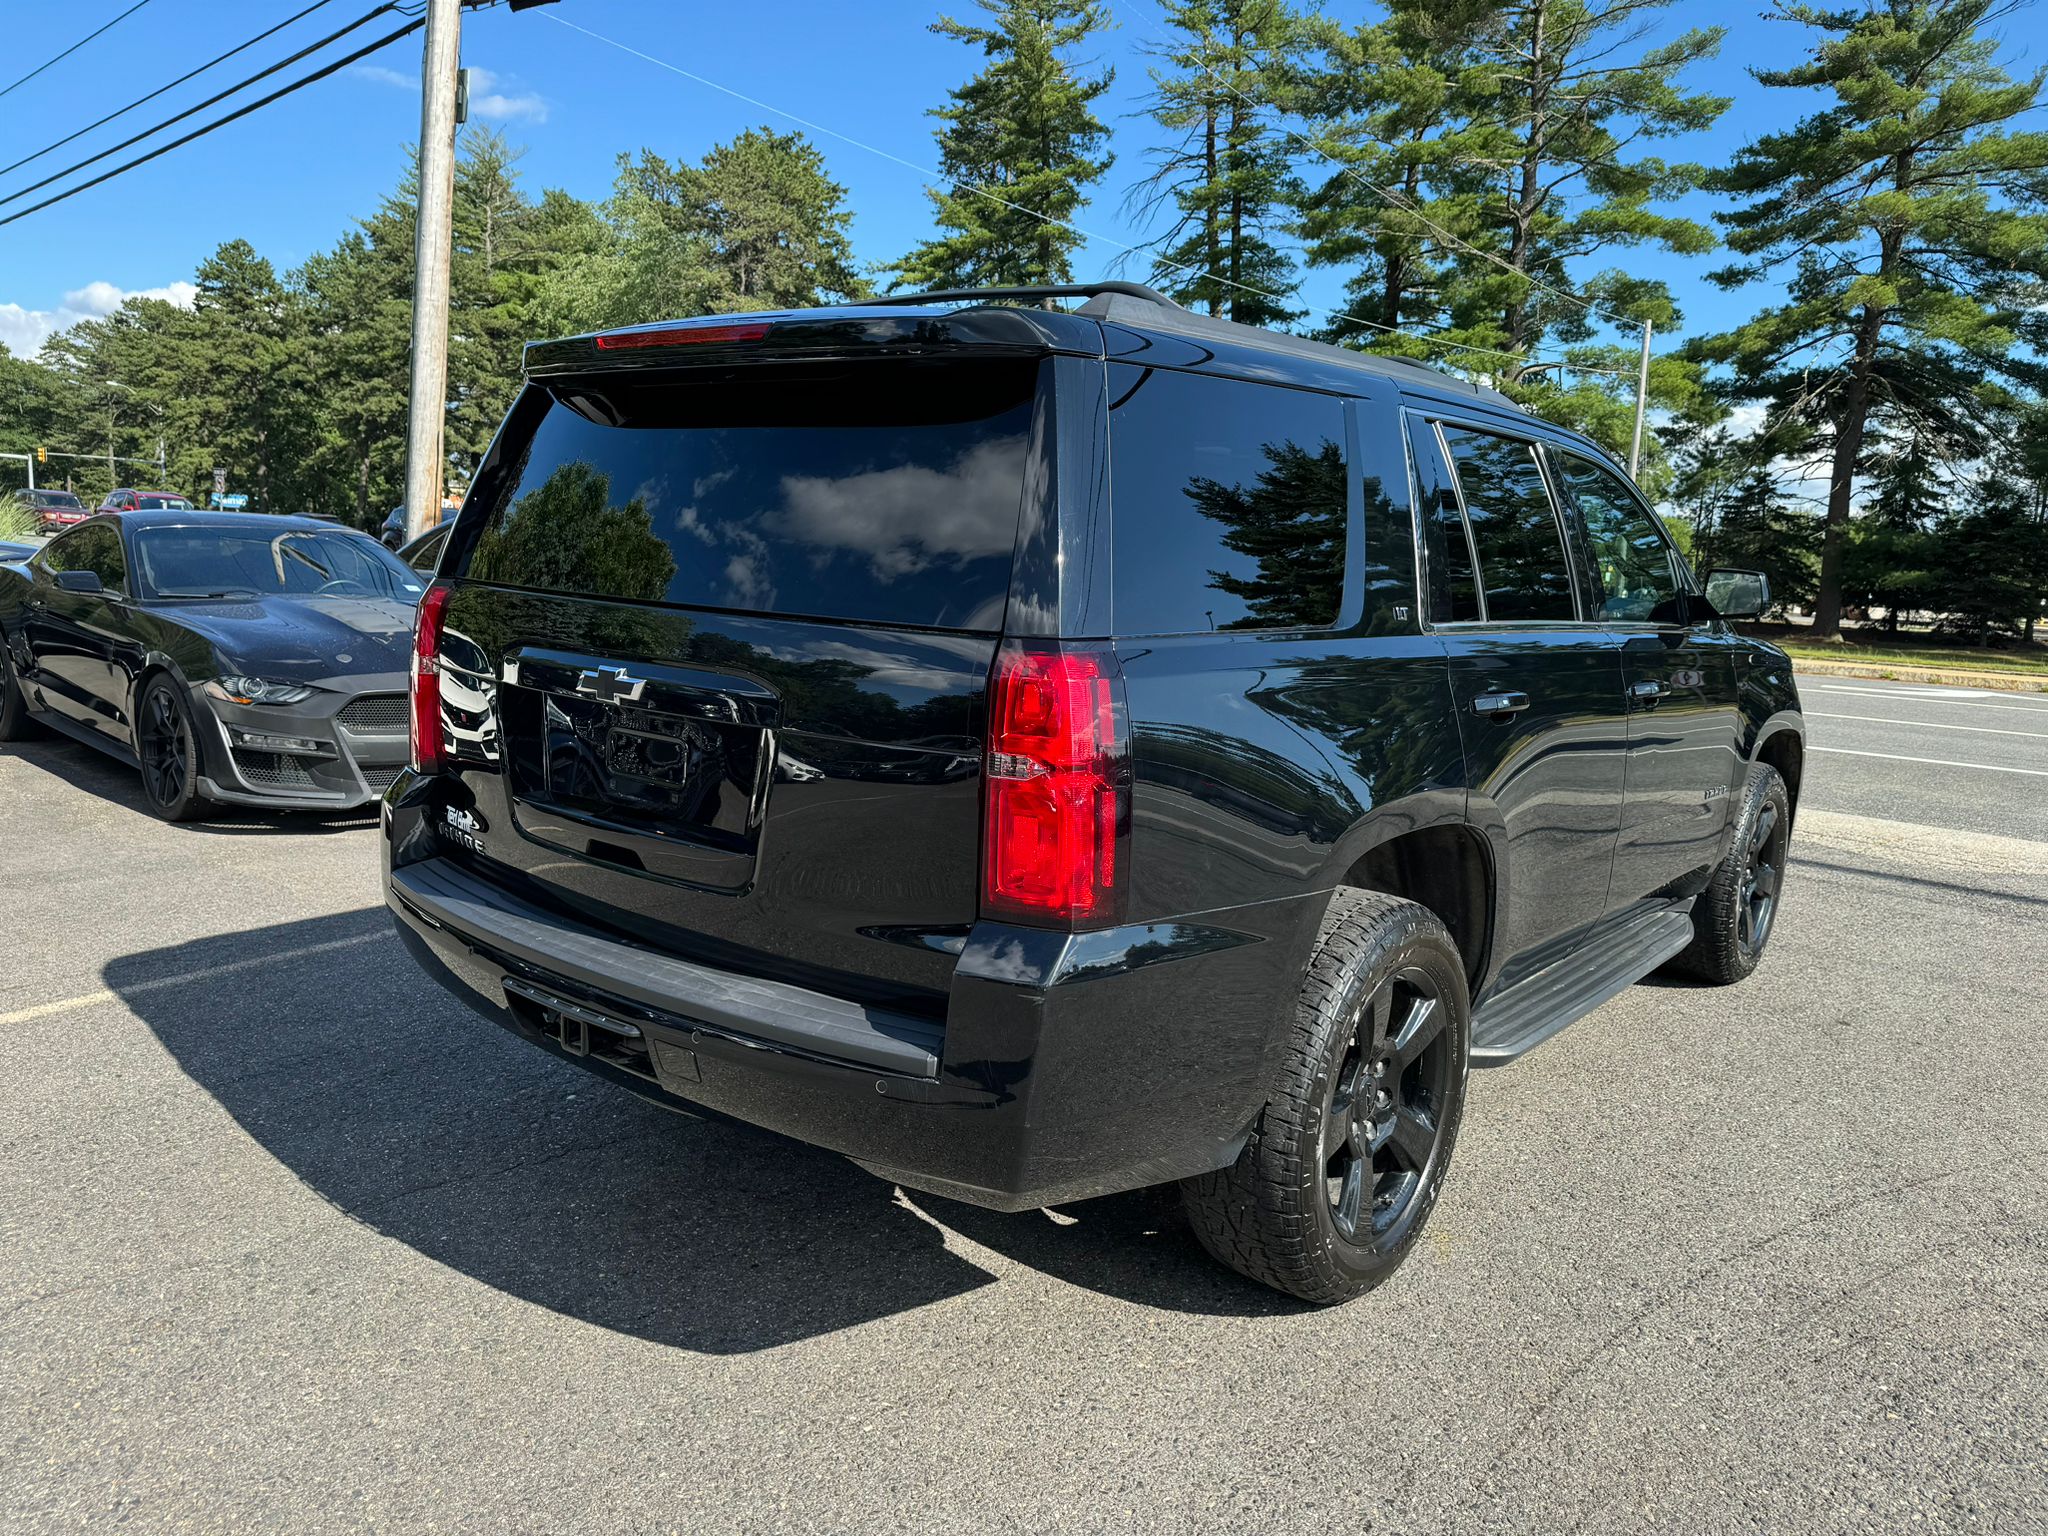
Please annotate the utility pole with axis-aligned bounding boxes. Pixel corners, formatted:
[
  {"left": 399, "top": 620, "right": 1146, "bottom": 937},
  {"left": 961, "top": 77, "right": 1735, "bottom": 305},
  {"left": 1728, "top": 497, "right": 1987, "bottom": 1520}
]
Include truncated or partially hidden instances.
[
  {"left": 1627, "top": 318, "right": 1653, "bottom": 482},
  {"left": 403, "top": 0, "right": 461, "bottom": 543}
]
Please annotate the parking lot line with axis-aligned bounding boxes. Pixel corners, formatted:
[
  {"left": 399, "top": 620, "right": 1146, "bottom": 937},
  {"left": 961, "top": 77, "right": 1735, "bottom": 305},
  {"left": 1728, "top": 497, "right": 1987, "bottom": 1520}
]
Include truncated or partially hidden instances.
[
  {"left": 1809, "top": 746, "right": 2048, "bottom": 777},
  {"left": 0, "top": 931, "right": 389, "bottom": 1028},
  {"left": 1812, "top": 684, "right": 2048, "bottom": 713},
  {"left": 1807, "top": 710, "right": 2048, "bottom": 740}
]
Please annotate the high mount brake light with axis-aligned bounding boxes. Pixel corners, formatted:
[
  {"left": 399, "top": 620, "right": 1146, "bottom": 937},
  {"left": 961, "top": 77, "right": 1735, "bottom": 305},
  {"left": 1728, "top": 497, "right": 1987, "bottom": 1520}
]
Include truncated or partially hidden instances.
[
  {"left": 981, "top": 643, "right": 1129, "bottom": 927},
  {"left": 411, "top": 581, "right": 452, "bottom": 774},
  {"left": 593, "top": 321, "right": 772, "bottom": 351}
]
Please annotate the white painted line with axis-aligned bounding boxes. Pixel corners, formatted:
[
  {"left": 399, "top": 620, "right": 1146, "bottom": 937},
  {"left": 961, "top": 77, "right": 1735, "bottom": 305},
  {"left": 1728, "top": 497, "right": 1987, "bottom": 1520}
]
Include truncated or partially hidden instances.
[
  {"left": 1813, "top": 685, "right": 2048, "bottom": 714},
  {"left": 1810, "top": 746, "right": 2048, "bottom": 778},
  {"left": 0, "top": 991, "right": 115, "bottom": 1025},
  {"left": 1809, "top": 711, "right": 2048, "bottom": 740},
  {"left": 0, "top": 931, "right": 387, "bottom": 1028}
]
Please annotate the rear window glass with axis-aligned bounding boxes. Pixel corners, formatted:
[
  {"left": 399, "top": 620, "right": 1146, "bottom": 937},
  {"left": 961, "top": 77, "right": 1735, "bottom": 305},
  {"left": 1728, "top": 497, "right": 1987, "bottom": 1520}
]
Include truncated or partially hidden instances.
[
  {"left": 136, "top": 495, "right": 193, "bottom": 511},
  {"left": 459, "top": 361, "right": 1039, "bottom": 631},
  {"left": 1108, "top": 366, "right": 1347, "bottom": 633}
]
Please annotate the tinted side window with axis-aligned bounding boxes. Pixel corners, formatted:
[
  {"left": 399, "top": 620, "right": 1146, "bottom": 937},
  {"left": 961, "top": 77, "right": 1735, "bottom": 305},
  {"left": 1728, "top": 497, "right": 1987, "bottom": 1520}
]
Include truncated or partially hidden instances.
[
  {"left": 1409, "top": 418, "right": 1479, "bottom": 624},
  {"left": 1109, "top": 366, "right": 1346, "bottom": 633},
  {"left": 1441, "top": 427, "right": 1576, "bottom": 622},
  {"left": 1553, "top": 453, "right": 1685, "bottom": 623},
  {"left": 45, "top": 525, "right": 126, "bottom": 594}
]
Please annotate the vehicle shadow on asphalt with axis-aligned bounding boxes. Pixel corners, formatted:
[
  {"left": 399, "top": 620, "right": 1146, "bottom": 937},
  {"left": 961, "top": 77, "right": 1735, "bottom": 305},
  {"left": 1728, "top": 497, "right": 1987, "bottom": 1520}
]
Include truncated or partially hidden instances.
[
  {"left": 104, "top": 909, "right": 1294, "bottom": 1355},
  {"left": 3, "top": 734, "right": 378, "bottom": 835}
]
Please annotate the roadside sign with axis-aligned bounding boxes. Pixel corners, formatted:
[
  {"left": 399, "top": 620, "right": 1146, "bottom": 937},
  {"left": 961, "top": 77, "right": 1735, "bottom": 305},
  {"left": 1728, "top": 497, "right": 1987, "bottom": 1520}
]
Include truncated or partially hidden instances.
[
  {"left": 212, "top": 467, "right": 227, "bottom": 496},
  {"left": 212, "top": 493, "right": 249, "bottom": 509}
]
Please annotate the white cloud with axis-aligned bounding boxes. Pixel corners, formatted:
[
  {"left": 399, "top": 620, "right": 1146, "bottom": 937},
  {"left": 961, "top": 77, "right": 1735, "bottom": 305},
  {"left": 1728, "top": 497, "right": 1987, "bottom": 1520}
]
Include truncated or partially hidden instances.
[
  {"left": 0, "top": 279, "right": 197, "bottom": 361},
  {"left": 466, "top": 66, "right": 548, "bottom": 123},
  {"left": 349, "top": 64, "right": 414, "bottom": 89},
  {"left": 351, "top": 61, "right": 548, "bottom": 122}
]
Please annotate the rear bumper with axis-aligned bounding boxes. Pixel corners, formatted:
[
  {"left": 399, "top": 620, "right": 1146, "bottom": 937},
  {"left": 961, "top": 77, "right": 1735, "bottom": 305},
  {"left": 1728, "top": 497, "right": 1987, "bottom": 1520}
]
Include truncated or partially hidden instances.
[{"left": 383, "top": 775, "right": 1320, "bottom": 1210}]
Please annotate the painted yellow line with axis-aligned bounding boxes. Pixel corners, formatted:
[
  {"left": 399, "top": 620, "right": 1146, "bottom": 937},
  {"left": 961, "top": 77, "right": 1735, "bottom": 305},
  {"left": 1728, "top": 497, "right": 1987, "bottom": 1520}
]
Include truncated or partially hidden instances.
[{"left": 0, "top": 931, "right": 388, "bottom": 1027}]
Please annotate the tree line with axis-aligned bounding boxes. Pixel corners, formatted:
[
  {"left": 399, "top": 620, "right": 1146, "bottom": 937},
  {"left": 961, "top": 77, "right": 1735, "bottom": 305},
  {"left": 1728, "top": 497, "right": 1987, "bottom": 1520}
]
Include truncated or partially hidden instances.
[{"left": 2, "top": 0, "right": 2044, "bottom": 641}]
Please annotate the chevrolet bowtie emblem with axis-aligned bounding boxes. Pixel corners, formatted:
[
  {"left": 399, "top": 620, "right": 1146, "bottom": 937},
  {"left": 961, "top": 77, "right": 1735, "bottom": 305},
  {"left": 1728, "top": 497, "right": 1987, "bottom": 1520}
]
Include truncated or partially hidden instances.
[{"left": 575, "top": 665, "right": 647, "bottom": 704}]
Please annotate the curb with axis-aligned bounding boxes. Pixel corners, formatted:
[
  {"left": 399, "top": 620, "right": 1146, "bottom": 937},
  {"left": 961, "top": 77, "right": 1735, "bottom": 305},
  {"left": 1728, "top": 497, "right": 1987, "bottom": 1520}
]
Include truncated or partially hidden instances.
[{"left": 1789, "top": 657, "right": 2048, "bottom": 694}]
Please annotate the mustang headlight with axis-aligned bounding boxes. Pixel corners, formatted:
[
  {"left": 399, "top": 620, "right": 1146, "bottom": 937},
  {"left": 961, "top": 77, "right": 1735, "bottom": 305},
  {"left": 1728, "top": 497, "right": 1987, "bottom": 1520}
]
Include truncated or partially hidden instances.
[{"left": 204, "top": 676, "right": 315, "bottom": 706}]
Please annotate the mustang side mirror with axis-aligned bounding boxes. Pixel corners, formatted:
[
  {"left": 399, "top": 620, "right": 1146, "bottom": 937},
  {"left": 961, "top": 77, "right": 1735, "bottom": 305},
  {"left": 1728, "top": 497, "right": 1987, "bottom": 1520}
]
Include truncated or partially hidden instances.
[
  {"left": 53, "top": 569, "right": 104, "bottom": 595},
  {"left": 1703, "top": 567, "right": 1768, "bottom": 621}
]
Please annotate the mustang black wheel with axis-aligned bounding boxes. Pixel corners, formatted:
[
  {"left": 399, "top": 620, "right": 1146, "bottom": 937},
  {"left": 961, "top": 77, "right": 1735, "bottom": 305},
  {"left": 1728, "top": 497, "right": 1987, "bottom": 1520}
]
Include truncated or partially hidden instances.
[
  {"left": 138, "top": 676, "right": 204, "bottom": 822},
  {"left": 1666, "top": 762, "right": 1791, "bottom": 984},
  {"left": 1181, "top": 890, "right": 1469, "bottom": 1304}
]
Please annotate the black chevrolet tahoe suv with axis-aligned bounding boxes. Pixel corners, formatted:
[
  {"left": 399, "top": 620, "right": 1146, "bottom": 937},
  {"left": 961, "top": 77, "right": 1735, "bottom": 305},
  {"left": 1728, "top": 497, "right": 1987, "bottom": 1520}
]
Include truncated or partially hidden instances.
[{"left": 383, "top": 283, "right": 1803, "bottom": 1304}]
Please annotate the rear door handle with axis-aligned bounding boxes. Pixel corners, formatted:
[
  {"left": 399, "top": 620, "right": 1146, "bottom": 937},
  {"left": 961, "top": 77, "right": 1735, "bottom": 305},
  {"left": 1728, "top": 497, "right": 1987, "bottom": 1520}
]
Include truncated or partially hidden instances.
[
  {"left": 1629, "top": 680, "right": 1669, "bottom": 704},
  {"left": 1472, "top": 691, "right": 1530, "bottom": 717}
]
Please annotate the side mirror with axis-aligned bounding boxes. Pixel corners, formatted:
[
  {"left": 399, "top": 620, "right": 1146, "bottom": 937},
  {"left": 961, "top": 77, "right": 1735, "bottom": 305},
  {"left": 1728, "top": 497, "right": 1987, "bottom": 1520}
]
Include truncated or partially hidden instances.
[
  {"left": 53, "top": 569, "right": 104, "bottom": 595},
  {"left": 1704, "top": 567, "right": 1768, "bottom": 621}
]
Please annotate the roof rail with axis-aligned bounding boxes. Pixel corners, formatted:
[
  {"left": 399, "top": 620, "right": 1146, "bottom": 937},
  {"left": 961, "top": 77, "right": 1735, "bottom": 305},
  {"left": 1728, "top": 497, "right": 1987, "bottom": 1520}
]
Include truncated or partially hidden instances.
[{"left": 861, "top": 281, "right": 1184, "bottom": 311}]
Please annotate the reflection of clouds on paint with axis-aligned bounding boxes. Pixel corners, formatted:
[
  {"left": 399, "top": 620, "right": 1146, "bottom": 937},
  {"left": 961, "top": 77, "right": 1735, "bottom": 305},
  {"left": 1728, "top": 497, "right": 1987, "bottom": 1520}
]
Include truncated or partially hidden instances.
[
  {"left": 773, "top": 436, "right": 1027, "bottom": 582},
  {"left": 968, "top": 938, "right": 1039, "bottom": 986},
  {"left": 757, "top": 631, "right": 992, "bottom": 693},
  {"left": 721, "top": 526, "right": 777, "bottom": 610}
]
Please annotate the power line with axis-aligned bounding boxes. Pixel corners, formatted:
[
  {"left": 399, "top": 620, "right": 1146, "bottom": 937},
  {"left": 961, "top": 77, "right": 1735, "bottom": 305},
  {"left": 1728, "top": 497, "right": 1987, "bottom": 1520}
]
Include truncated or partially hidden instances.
[
  {"left": 0, "top": 19, "right": 425, "bottom": 229},
  {"left": 0, "top": 3, "right": 401, "bottom": 211},
  {"left": 1, "top": 0, "right": 343, "bottom": 180},
  {"left": 0, "top": 0, "right": 158, "bottom": 101},
  {"left": 541, "top": 12, "right": 1569, "bottom": 374}
]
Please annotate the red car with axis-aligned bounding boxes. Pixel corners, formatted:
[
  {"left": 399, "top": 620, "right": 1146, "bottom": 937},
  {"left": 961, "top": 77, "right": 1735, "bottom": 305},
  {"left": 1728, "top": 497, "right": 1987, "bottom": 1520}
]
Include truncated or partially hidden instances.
[
  {"left": 10, "top": 488, "right": 89, "bottom": 534},
  {"left": 99, "top": 488, "right": 196, "bottom": 514}
]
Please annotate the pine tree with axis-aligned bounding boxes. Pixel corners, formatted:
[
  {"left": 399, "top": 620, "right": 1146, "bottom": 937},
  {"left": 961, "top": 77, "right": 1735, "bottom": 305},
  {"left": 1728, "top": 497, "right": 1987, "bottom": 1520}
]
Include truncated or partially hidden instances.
[
  {"left": 1291, "top": 8, "right": 1475, "bottom": 350},
  {"left": 690, "top": 128, "right": 869, "bottom": 310},
  {"left": 1709, "top": 466, "right": 1821, "bottom": 613},
  {"left": 896, "top": 0, "right": 1114, "bottom": 290},
  {"left": 1698, "top": 0, "right": 2048, "bottom": 639},
  {"left": 1133, "top": 0, "right": 1301, "bottom": 324},
  {"left": 1290, "top": 0, "right": 1726, "bottom": 479}
]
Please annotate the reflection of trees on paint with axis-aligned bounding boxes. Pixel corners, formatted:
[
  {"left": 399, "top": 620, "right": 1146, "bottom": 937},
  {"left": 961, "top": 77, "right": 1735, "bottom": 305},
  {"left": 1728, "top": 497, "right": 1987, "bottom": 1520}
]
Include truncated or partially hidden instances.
[
  {"left": 1187, "top": 438, "right": 1347, "bottom": 630},
  {"left": 468, "top": 459, "right": 677, "bottom": 604}
]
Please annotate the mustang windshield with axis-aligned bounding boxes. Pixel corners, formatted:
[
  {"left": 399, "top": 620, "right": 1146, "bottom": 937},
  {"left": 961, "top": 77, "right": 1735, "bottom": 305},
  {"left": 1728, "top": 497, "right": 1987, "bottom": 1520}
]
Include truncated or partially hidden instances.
[{"left": 134, "top": 527, "right": 425, "bottom": 601}]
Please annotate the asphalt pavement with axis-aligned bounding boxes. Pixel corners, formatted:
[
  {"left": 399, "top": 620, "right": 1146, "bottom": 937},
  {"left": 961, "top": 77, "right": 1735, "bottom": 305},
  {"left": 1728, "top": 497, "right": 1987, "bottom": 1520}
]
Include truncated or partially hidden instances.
[{"left": 1, "top": 675, "right": 2043, "bottom": 1535}]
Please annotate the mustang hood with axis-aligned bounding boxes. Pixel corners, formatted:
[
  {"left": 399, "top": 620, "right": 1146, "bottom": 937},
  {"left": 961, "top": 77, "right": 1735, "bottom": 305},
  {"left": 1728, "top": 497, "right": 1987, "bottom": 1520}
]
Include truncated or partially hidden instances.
[{"left": 175, "top": 595, "right": 417, "bottom": 687}]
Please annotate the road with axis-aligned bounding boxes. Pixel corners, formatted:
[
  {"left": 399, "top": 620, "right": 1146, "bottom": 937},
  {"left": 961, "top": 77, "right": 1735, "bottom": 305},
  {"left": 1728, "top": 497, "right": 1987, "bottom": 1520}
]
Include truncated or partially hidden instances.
[{"left": 1, "top": 675, "right": 2043, "bottom": 1535}]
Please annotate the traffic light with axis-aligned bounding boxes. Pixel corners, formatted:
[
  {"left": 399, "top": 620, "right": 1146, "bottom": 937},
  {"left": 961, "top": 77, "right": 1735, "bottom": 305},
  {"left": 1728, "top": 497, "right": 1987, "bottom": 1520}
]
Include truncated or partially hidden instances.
[{"left": 36, "top": 447, "right": 45, "bottom": 464}]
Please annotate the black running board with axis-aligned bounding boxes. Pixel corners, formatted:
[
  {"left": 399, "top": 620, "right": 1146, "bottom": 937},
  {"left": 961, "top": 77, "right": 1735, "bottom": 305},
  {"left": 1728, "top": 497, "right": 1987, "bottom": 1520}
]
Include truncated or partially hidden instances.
[{"left": 1470, "top": 905, "right": 1695, "bottom": 1065}]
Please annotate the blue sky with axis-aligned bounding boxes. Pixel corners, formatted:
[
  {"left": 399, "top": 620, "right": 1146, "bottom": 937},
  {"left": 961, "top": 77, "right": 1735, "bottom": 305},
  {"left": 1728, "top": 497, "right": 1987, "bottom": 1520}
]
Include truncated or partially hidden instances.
[{"left": 0, "top": 0, "right": 2019, "bottom": 369}]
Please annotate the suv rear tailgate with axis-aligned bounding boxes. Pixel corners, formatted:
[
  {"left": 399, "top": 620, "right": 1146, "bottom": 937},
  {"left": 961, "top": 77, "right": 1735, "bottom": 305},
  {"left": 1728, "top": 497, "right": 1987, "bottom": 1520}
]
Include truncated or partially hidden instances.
[{"left": 424, "top": 355, "right": 1045, "bottom": 1010}]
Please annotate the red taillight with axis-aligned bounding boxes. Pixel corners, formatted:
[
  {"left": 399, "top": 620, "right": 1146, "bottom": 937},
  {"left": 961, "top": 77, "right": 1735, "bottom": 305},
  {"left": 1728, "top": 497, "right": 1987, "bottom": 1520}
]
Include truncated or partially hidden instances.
[
  {"left": 981, "top": 643, "right": 1129, "bottom": 926},
  {"left": 593, "top": 321, "right": 771, "bottom": 351},
  {"left": 411, "top": 581, "right": 452, "bottom": 774}
]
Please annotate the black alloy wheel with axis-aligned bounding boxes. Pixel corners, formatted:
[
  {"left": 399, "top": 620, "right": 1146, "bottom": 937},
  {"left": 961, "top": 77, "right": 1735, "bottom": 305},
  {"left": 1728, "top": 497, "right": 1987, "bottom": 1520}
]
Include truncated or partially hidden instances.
[
  {"left": 1320, "top": 969, "right": 1453, "bottom": 1244},
  {"left": 1737, "top": 796, "right": 1786, "bottom": 956},
  {"left": 138, "top": 678, "right": 202, "bottom": 821},
  {"left": 1181, "top": 890, "right": 1470, "bottom": 1304},
  {"left": 1666, "top": 761, "right": 1792, "bottom": 985}
]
